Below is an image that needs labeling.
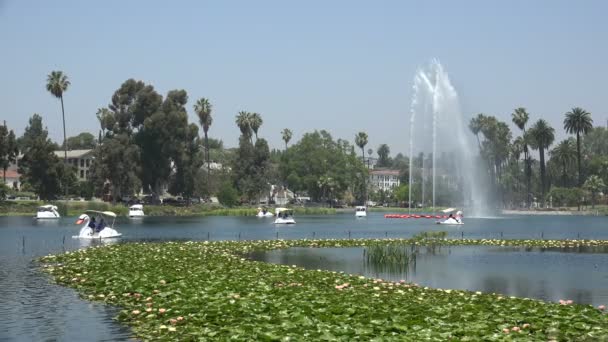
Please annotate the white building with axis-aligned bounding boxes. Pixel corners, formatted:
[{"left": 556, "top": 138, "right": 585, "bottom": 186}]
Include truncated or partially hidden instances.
[
  {"left": 369, "top": 169, "right": 400, "bottom": 192},
  {"left": 54, "top": 149, "right": 94, "bottom": 181}
]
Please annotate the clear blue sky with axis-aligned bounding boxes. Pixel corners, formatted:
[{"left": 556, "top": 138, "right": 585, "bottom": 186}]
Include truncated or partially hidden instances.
[{"left": 1, "top": 0, "right": 607, "bottom": 154}]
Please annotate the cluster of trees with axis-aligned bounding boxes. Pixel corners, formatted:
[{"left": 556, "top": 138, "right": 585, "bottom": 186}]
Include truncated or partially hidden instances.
[
  {"left": 3, "top": 71, "right": 606, "bottom": 210},
  {"left": 470, "top": 107, "right": 607, "bottom": 208}
]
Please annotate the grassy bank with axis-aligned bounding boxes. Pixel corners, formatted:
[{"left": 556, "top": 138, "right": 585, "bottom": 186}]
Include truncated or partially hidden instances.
[
  {"left": 0, "top": 201, "right": 336, "bottom": 217},
  {"left": 41, "top": 237, "right": 608, "bottom": 341}
]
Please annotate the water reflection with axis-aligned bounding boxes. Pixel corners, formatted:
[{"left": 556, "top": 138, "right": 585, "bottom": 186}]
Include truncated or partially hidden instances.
[{"left": 249, "top": 245, "right": 608, "bottom": 306}]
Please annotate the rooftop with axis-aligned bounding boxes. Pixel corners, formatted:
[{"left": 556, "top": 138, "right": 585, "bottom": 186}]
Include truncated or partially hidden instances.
[
  {"left": 370, "top": 169, "right": 400, "bottom": 176},
  {"left": 0, "top": 170, "right": 20, "bottom": 179},
  {"left": 53, "top": 149, "right": 93, "bottom": 159}
]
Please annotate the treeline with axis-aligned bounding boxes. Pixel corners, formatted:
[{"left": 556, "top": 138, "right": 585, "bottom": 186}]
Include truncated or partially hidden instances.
[{"left": 470, "top": 108, "right": 607, "bottom": 208}]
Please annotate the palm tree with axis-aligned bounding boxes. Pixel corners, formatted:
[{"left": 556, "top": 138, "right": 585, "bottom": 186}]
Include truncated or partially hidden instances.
[
  {"left": 527, "top": 119, "right": 555, "bottom": 204},
  {"left": 354, "top": 132, "right": 368, "bottom": 161},
  {"left": 469, "top": 113, "right": 485, "bottom": 150},
  {"left": 235, "top": 111, "right": 251, "bottom": 138},
  {"left": 46, "top": 70, "right": 70, "bottom": 199},
  {"left": 511, "top": 107, "right": 531, "bottom": 207},
  {"left": 194, "top": 98, "right": 213, "bottom": 179},
  {"left": 564, "top": 107, "right": 593, "bottom": 187},
  {"left": 550, "top": 138, "right": 576, "bottom": 187},
  {"left": 281, "top": 128, "right": 292, "bottom": 150},
  {"left": 46, "top": 70, "right": 70, "bottom": 156},
  {"left": 249, "top": 113, "right": 262, "bottom": 141},
  {"left": 583, "top": 175, "right": 605, "bottom": 209}
]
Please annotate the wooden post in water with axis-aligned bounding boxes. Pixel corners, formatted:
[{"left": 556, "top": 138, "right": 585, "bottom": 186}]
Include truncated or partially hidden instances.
[
  {"left": 207, "top": 232, "right": 210, "bottom": 241},
  {"left": 313, "top": 232, "right": 315, "bottom": 239},
  {"left": 348, "top": 230, "right": 351, "bottom": 239},
  {"left": 22, "top": 236, "right": 25, "bottom": 254},
  {"left": 276, "top": 231, "right": 279, "bottom": 240},
  {"left": 461, "top": 231, "right": 464, "bottom": 239}
]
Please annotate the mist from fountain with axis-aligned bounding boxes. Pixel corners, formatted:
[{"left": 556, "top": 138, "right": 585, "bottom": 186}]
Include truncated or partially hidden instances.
[{"left": 407, "top": 60, "right": 491, "bottom": 217}]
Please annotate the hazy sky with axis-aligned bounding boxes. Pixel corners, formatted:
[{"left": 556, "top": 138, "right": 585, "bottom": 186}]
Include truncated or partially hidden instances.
[{"left": 1, "top": 0, "right": 607, "bottom": 154}]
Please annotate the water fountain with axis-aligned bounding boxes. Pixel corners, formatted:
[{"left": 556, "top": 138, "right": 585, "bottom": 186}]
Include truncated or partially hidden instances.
[{"left": 408, "top": 59, "right": 490, "bottom": 216}]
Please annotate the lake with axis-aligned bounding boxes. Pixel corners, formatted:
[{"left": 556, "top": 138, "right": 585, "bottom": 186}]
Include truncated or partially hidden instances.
[{"left": 0, "top": 212, "right": 606, "bottom": 341}]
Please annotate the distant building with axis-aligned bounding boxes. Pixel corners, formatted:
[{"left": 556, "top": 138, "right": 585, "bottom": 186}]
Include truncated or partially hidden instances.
[
  {"left": 369, "top": 169, "right": 400, "bottom": 192},
  {"left": 54, "top": 149, "right": 94, "bottom": 181}
]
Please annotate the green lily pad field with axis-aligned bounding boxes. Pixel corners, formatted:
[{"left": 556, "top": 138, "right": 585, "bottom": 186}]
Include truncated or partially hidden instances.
[{"left": 40, "top": 238, "right": 608, "bottom": 341}]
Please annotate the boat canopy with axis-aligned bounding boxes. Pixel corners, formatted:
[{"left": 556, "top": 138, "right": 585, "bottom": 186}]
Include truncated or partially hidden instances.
[
  {"left": 85, "top": 210, "right": 117, "bottom": 218},
  {"left": 441, "top": 208, "right": 456, "bottom": 213},
  {"left": 38, "top": 205, "right": 58, "bottom": 211},
  {"left": 129, "top": 204, "right": 143, "bottom": 210},
  {"left": 275, "top": 207, "right": 293, "bottom": 214}
]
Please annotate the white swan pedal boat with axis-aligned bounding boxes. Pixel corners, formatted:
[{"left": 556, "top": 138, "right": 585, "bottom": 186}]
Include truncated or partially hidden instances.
[
  {"left": 256, "top": 207, "right": 274, "bottom": 218},
  {"left": 36, "top": 205, "right": 61, "bottom": 219},
  {"left": 73, "top": 210, "right": 122, "bottom": 239},
  {"left": 128, "top": 204, "right": 145, "bottom": 218},
  {"left": 436, "top": 209, "right": 464, "bottom": 225},
  {"left": 355, "top": 206, "right": 367, "bottom": 218},
  {"left": 274, "top": 208, "right": 295, "bottom": 224}
]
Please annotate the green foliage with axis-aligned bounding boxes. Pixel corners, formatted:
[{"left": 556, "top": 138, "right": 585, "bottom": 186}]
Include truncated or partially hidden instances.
[
  {"left": 217, "top": 182, "right": 239, "bottom": 207},
  {"left": 583, "top": 175, "right": 606, "bottom": 208},
  {"left": 18, "top": 114, "right": 65, "bottom": 200},
  {"left": 280, "top": 130, "right": 367, "bottom": 202},
  {"left": 376, "top": 144, "right": 391, "bottom": 167},
  {"left": 548, "top": 187, "right": 583, "bottom": 207},
  {"left": 0, "top": 183, "right": 8, "bottom": 201},
  {"left": 393, "top": 184, "right": 409, "bottom": 203},
  {"left": 281, "top": 128, "right": 292, "bottom": 149},
  {"left": 64, "top": 132, "right": 96, "bottom": 150},
  {"left": 0, "top": 123, "right": 18, "bottom": 180},
  {"left": 41, "top": 238, "right": 608, "bottom": 341}
]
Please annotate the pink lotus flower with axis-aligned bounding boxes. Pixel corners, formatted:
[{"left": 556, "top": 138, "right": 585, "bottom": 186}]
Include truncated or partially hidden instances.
[
  {"left": 159, "top": 308, "right": 166, "bottom": 314},
  {"left": 522, "top": 323, "right": 530, "bottom": 328},
  {"left": 132, "top": 310, "right": 141, "bottom": 315},
  {"left": 399, "top": 279, "right": 406, "bottom": 284},
  {"left": 502, "top": 328, "right": 510, "bottom": 334},
  {"left": 145, "top": 308, "right": 152, "bottom": 313},
  {"left": 566, "top": 299, "right": 573, "bottom": 305},
  {"left": 169, "top": 319, "right": 177, "bottom": 325},
  {"left": 153, "top": 289, "right": 160, "bottom": 294},
  {"left": 146, "top": 302, "right": 153, "bottom": 307},
  {"left": 159, "top": 280, "right": 166, "bottom": 285},
  {"left": 598, "top": 305, "right": 606, "bottom": 311},
  {"left": 177, "top": 316, "right": 184, "bottom": 321},
  {"left": 511, "top": 326, "right": 520, "bottom": 332},
  {"left": 146, "top": 297, "right": 153, "bottom": 302},
  {"left": 559, "top": 299, "right": 566, "bottom": 305}
]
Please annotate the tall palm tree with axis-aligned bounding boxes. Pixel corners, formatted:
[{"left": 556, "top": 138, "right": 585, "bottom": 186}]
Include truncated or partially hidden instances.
[
  {"left": 550, "top": 138, "right": 576, "bottom": 187},
  {"left": 563, "top": 107, "right": 593, "bottom": 187},
  {"left": 194, "top": 98, "right": 213, "bottom": 179},
  {"left": 281, "top": 128, "right": 292, "bottom": 150},
  {"left": 528, "top": 119, "right": 555, "bottom": 204},
  {"left": 46, "top": 70, "right": 70, "bottom": 199},
  {"left": 235, "top": 111, "right": 251, "bottom": 138},
  {"left": 469, "top": 113, "right": 485, "bottom": 150},
  {"left": 46, "top": 71, "right": 70, "bottom": 157},
  {"left": 511, "top": 107, "right": 531, "bottom": 207},
  {"left": 354, "top": 132, "right": 368, "bottom": 161},
  {"left": 249, "top": 113, "right": 262, "bottom": 141}
]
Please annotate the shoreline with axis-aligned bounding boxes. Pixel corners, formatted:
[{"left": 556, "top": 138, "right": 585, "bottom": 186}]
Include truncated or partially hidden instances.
[{"left": 502, "top": 209, "right": 606, "bottom": 216}]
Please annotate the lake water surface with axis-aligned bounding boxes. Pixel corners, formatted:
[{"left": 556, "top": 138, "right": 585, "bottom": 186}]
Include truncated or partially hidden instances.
[{"left": 1, "top": 213, "right": 606, "bottom": 341}]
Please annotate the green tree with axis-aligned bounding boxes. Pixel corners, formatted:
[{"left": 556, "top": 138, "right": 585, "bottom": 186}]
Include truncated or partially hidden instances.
[
  {"left": 511, "top": 107, "right": 531, "bottom": 207},
  {"left": 527, "top": 119, "right": 555, "bottom": 203},
  {"left": 583, "top": 175, "right": 605, "bottom": 209},
  {"left": 376, "top": 144, "right": 391, "bottom": 167},
  {"left": 469, "top": 113, "right": 485, "bottom": 150},
  {"left": 280, "top": 130, "right": 367, "bottom": 202},
  {"left": 18, "top": 114, "right": 65, "bottom": 200},
  {"left": 64, "top": 132, "right": 96, "bottom": 150},
  {"left": 550, "top": 138, "right": 576, "bottom": 187},
  {"left": 236, "top": 111, "right": 252, "bottom": 139},
  {"left": 354, "top": 132, "right": 368, "bottom": 161},
  {"left": 169, "top": 123, "right": 204, "bottom": 201},
  {"left": 217, "top": 181, "right": 238, "bottom": 207},
  {"left": 0, "top": 123, "right": 18, "bottom": 184},
  {"left": 564, "top": 107, "right": 593, "bottom": 187},
  {"left": 194, "top": 98, "right": 213, "bottom": 182},
  {"left": 249, "top": 113, "right": 263, "bottom": 142},
  {"left": 46, "top": 71, "right": 70, "bottom": 198},
  {"left": 281, "top": 128, "right": 292, "bottom": 150}
]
